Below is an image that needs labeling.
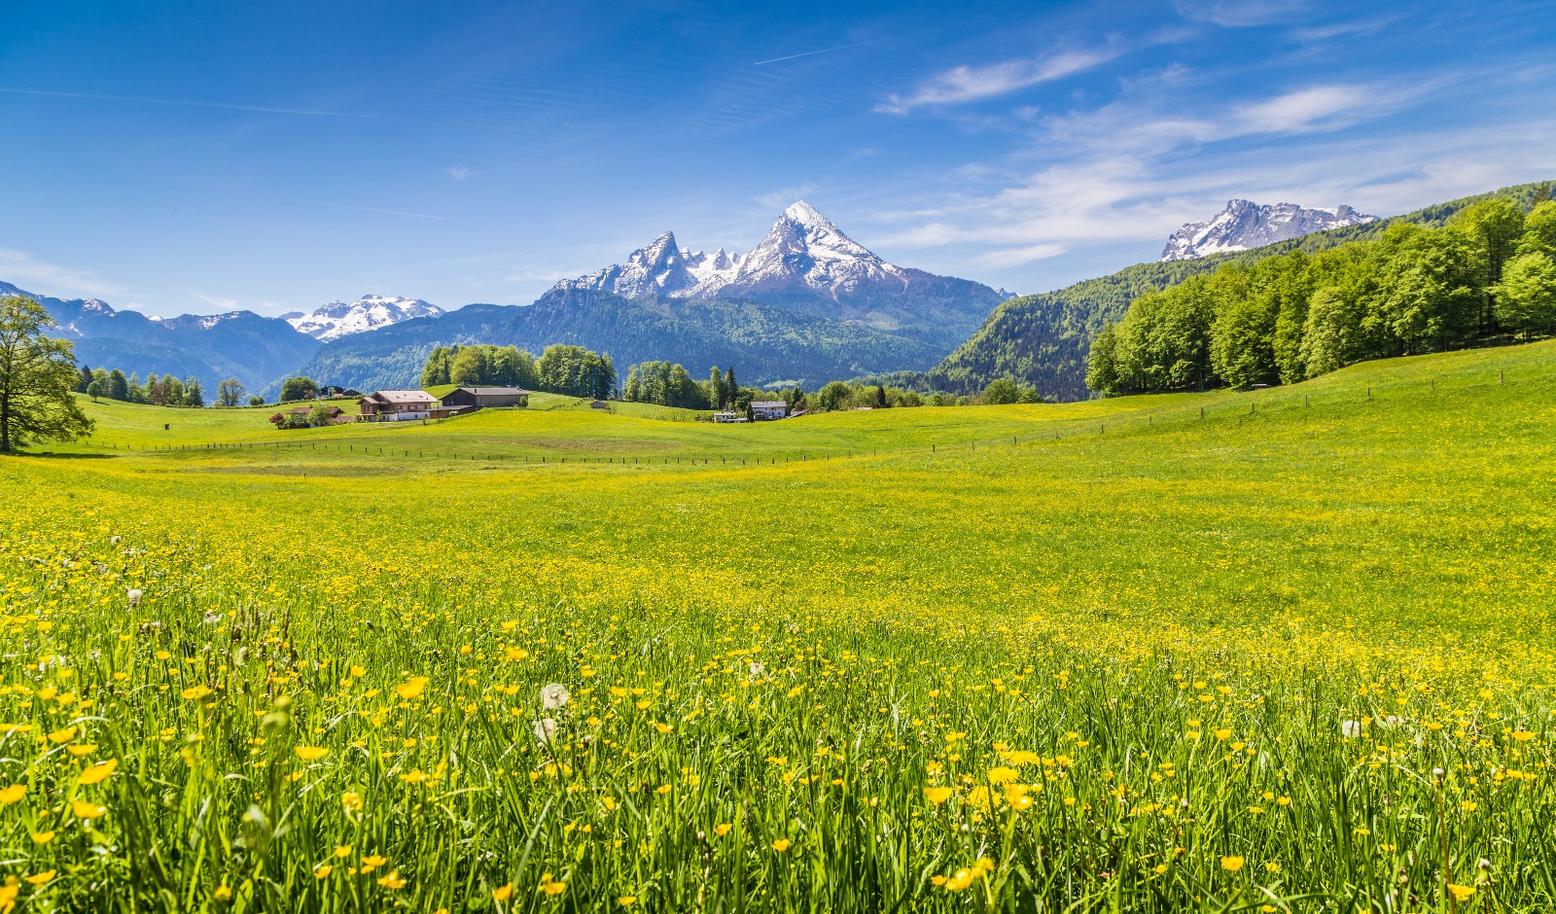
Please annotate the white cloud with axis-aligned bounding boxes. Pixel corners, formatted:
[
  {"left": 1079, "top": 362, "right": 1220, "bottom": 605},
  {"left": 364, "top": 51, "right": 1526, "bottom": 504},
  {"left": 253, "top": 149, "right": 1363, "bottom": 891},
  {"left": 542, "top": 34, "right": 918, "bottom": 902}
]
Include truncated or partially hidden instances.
[
  {"left": 448, "top": 165, "right": 475, "bottom": 180},
  {"left": 1290, "top": 14, "right": 1404, "bottom": 43},
  {"left": 877, "top": 45, "right": 1123, "bottom": 114},
  {"left": 979, "top": 242, "right": 1069, "bottom": 267},
  {"left": 1233, "top": 84, "right": 1374, "bottom": 133},
  {"left": 191, "top": 292, "right": 241, "bottom": 311},
  {"left": 0, "top": 249, "right": 125, "bottom": 299},
  {"left": 754, "top": 184, "right": 817, "bottom": 209},
  {"left": 1174, "top": 0, "right": 1308, "bottom": 27}
]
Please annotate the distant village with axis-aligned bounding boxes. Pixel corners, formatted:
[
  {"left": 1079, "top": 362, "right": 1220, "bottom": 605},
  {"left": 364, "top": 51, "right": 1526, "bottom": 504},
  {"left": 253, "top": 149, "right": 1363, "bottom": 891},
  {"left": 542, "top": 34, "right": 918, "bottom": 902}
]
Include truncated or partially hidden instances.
[{"left": 269, "top": 384, "right": 802, "bottom": 430}]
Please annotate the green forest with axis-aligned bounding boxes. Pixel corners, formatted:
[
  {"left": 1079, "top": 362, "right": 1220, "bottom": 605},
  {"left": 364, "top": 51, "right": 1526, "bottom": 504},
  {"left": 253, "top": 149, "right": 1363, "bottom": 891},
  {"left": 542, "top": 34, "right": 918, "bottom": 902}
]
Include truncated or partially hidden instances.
[
  {"left": 420, "top": 343, "right": 616, "bottom": 399},
  {"left": 1086, "top": 195, "right": 1556, "bottom": 395}
]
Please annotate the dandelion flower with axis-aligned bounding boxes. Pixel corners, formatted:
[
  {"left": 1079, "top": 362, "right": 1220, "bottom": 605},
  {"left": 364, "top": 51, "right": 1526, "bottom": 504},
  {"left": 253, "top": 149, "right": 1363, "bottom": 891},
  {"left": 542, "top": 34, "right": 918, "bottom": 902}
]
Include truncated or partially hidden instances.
[
  {"left": 492, "top": 883, "right": 515, "bottom": 901},
  {"left": 79, "top": 759, "right": 118, "bottom": 785},
  {"left": 29, "top": 831, "right": 54, "bottom": 845},
  {"left": 314, "top": 864, "right": 334, "bottom": 879},
  {"left": 1340, "top": 720, "right": 1362, "bottom": 738},
  {"left": 23, "top": 871, "right": 54, "bottom": 886},
  {"left": 394, "top": 676, "right": 429, "bottom": 700},
  {"left": 714, "top": 823, "right": 732, "bottom": 837},
  {"left": 72, "top": 799, "right": 107, "bottom": 820},
  {"left": 181, "top": 685, "right": 213, "bottom": 701},
  {"left": 1220, "top": 856, "right": 1245, "bottom": 872},
  {"left": 127, "top": 588, "right": 142, "bottom": 607},
  {"left": 1448, "top": 884, "right": 1475, "bottom": 902},
  {"left": 541, "top": 683, "right": 570, "bottom": 710},
  {"left": 534, "top": 717, "right": 558, "bottom": 745},
  {"left": 923, "top": 786, "right": 954, "bottom": 805},
  {"left": 0, "top": 785, "right": 25, "bottom": 805},
  {"left": 377, "top": 870, "right": 406, "bottom": 890}
]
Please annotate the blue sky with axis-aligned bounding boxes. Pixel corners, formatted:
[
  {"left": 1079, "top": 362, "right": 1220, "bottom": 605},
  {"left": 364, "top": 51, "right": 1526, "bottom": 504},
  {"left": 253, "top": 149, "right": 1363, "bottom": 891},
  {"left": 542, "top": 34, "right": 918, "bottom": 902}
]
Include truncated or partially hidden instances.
[{"left": 2, "top": 0, "right": 1553, "bottom": 317}]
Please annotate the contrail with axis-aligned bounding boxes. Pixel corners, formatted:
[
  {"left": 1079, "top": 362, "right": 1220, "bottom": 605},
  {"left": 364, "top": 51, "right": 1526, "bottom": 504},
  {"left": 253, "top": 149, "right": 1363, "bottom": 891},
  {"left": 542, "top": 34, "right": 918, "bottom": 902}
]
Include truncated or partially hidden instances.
[
  {"left": 0, "top": 86, "right": 385, "bottom": 119},
  {"left": 355, "top": 207, "right": 447, "bottom": 221},
  {"left": 753, "top": 38, "right": 887, "bottom": 66}
]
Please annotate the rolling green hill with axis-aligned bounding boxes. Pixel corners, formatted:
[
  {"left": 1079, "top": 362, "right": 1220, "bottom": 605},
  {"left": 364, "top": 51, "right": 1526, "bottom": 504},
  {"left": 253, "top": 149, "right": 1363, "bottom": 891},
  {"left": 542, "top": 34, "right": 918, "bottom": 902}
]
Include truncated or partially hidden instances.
[{"left": 925, "top": 179, "right": 1554, "bottom": 400}]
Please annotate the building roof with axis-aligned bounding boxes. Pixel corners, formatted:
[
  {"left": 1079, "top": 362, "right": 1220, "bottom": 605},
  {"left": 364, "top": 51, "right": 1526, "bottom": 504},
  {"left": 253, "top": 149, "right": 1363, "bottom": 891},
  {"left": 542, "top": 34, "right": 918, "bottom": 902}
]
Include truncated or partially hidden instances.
[
  {"left": 450, "top": 386, "right": 528, "bottom": 396},
  {"left": 364, "top": 389, "right": 436, "bottom": 404},
  {"left": 750, "top": 400, "right": 788, "bottom": 409}
]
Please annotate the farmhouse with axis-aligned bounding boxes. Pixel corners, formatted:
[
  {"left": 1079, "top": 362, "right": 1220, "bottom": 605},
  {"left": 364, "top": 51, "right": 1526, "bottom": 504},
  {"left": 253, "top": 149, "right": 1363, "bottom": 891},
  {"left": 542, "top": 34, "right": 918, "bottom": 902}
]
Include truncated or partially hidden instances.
[
  {"left": 712, "top": 410, "right": 747, "bottom": 423},
  {"left": 750, "top": 400, "right": 789, "bottom": 421},
  {"left": 441, "top": 386, "right": 529, "bottom": 409},
  {"left": 359, "top": 390, "right": 436, "bottom": 422}
]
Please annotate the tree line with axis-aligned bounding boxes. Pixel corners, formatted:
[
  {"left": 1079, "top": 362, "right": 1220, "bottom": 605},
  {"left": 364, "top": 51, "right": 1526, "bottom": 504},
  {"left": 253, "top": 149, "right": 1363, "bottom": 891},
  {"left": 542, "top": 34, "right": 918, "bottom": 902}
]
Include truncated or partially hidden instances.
[
  {"left": 1086, "top": 194, "right": 1556, "bottom": 395},
  {"left": 420, "top": 343, "right": 616, "bottom": 400},
  {"left": 75, "top": 366, "right": 211, "bottom": 408},
  {"left": 622, "top": 356, "right": 1044, "bottom": 415}
]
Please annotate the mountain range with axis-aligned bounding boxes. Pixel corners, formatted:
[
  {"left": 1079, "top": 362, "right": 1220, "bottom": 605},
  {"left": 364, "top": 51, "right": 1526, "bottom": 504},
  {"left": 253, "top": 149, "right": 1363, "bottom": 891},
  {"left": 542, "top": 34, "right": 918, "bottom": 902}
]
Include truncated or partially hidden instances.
[
  {"left": 295, "top": 202, "right": 1007, "bottom": 390},
  {"left": 1160, "top": 200, "right": 1375, "bottom": 261},
  {"left": 284, "top": 295, "right": 444, "bottom": 342},
  {"left": 10, "top": 183, "right": 1547, "bottom": 402},
  {"left": 1, "top": 280, "right": 320, "bottom": 398}
]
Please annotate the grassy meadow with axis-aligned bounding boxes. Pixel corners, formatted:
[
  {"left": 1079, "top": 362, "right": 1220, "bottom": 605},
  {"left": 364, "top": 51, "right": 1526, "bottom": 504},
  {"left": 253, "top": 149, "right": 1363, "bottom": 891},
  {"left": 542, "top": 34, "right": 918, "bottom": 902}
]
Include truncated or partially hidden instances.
[{"left": 2, "top": 341, "right": 1555, "bottom": 911}]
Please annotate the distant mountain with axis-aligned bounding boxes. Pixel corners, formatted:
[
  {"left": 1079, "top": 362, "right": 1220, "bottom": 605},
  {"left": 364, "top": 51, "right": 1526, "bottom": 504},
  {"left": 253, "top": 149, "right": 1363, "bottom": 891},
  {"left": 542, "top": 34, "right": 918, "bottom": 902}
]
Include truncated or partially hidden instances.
[
  {"left": 298, "top": 202, "right": 1006, "bottom": 391},
  {"left": 285, "top": 294, "right": 444, "bottom": 341},
  {"left": 555, "top": 201, "right": 1005, "bottom": 349},
  {"left": 925, "top": 180, "right": 1553, "bottom": 401},
  {"left": 1, "top": 281, "right": 318, "bottom": 397},
  {"left": 1161, "top": 200, "right": 1374, "bottom": 261},
  {"left": 297, "top": 290, "right": 944, "bottom": 393}
]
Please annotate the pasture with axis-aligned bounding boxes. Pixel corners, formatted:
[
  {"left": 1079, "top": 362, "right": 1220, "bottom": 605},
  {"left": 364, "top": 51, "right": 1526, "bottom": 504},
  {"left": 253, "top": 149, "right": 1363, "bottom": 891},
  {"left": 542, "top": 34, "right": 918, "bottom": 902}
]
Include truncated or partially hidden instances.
[{"left": 1, "top": 340, "right": 1554, "bottom": 911}]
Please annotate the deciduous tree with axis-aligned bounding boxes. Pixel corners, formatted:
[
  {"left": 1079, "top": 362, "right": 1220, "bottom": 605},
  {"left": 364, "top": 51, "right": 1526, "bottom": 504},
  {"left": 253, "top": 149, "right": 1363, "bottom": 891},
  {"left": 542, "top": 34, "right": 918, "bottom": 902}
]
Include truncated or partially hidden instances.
[{"left": 0, "top": 295, "right": 93, "bottom": 452}]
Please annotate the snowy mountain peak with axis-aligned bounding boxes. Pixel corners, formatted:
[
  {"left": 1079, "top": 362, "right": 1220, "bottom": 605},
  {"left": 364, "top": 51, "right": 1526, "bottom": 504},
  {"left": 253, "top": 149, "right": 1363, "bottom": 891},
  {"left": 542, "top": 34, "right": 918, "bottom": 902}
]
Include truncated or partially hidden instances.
[
  {"left": 1161, "top": 199, "right": 1375, "bottom": 261},
  {"left": 287, "top": 294, "right": 444, "bottom": 341},
  {"left": 548, "top": 200, "right": 997, "bottom": 320},
  {"left": 782, "top": 199, "right": 832, "bottom": 227}
]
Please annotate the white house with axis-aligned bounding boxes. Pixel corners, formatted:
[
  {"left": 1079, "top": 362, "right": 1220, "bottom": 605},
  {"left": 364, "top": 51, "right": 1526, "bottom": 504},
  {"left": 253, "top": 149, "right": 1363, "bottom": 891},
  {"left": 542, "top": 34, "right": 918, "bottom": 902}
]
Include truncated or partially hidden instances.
[
  {"left": 359, "top": 390, "right": 436, "bottom": 422},
  {"left": 750, "top": 400, "right": 789, "bottom": 421}
]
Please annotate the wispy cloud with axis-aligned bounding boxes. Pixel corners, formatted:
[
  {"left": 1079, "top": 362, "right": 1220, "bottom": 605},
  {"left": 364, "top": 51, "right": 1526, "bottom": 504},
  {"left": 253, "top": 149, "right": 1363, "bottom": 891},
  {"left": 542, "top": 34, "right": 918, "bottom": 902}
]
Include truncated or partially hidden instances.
[
  {"left": 0, "top": 86, "right": 384, "bottom": 119},
  {"left": 1290, "top": 13, "right": 1405, "bottom": 43},
  {"left": 0, "top": 249, "right": 125, "bottom": 299},
  {"left": 447, "top": 166, "right": 475, "bottom": 180},
  {"left": 755, "top": 184, "right": 817, "bottom": 209},
  {"left": 191, "top": 292, "right": 241, "bottom": 311},
  {"left": 979, "top": 242, "right": 1069, "bottom": 268},
  {"left": 877, "top": 44, "right": 1123, "bottom": 114},
  {"left": 1174, "top": 0, "right": 1309, "bottom": 27},
  {"left": 1232, "top": 84, "right": 1379, "bottom": 133}
]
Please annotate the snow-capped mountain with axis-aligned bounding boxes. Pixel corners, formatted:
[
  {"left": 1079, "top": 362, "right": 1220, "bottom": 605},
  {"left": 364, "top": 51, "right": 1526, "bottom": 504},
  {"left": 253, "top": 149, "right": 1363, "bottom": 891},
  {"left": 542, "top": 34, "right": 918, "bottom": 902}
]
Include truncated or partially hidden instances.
[
  {"left": 1161, "top": 200, "right": 1375, "bottom": 261},
  {"left": 552, "top": 201, "right": 1002, "bottom": 335},
  {"left": 0, "top": 280, "right": 319, "bottom": 397},
  {"left": 285, "top": 294, "right": 444, "bottom": 341}
]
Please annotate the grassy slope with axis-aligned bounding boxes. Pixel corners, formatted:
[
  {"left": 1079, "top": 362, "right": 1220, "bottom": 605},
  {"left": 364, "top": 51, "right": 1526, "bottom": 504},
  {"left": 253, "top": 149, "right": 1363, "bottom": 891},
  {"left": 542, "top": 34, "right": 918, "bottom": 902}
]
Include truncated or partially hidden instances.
[{"left": 927, "top": 178, "right": 1556, "bottom": 400}]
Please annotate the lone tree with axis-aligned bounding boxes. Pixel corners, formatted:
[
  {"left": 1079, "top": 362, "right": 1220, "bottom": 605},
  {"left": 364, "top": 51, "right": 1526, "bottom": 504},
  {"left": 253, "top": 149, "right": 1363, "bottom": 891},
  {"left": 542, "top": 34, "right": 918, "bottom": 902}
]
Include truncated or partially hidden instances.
[
  {"left": 0, "top": 295, "right": 94, "bottom": 452},
  {"left": 216, "top": 378, "right": 246, "bottom": 408}
]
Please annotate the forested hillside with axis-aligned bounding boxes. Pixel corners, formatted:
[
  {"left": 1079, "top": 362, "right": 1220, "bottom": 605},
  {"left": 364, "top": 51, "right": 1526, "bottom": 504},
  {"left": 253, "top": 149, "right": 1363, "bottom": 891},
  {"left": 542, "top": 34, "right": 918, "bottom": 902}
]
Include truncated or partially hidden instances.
[
  {"left": 925, "top": 179, "right": 1554, "bottom": 400},
  {"left": 1088, "top": 194, "right": 1556, "bottom": 395},
  {"left": 298, "top": 289, "right": 943, "bottom": 393}
]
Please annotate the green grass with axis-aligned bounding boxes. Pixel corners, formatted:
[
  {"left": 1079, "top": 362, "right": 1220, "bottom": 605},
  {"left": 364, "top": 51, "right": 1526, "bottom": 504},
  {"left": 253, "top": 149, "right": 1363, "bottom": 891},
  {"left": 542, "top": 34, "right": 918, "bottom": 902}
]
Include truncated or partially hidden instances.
[{"left": 1, "top": 341, "right": 1554, "bottom": 911}]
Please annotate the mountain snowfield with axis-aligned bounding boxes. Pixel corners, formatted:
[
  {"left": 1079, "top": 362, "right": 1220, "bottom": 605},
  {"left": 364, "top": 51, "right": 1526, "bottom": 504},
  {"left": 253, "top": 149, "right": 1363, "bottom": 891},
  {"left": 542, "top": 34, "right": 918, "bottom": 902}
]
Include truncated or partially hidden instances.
[
  {"left": 284, "top": 294, "right": 444, "bottom": 341},
  {"left": 556, "top": 201, "right": 948, "bottom": 317},
  {"left": 1161, "top": 200, "right": 1375, "bottom": 261}
]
